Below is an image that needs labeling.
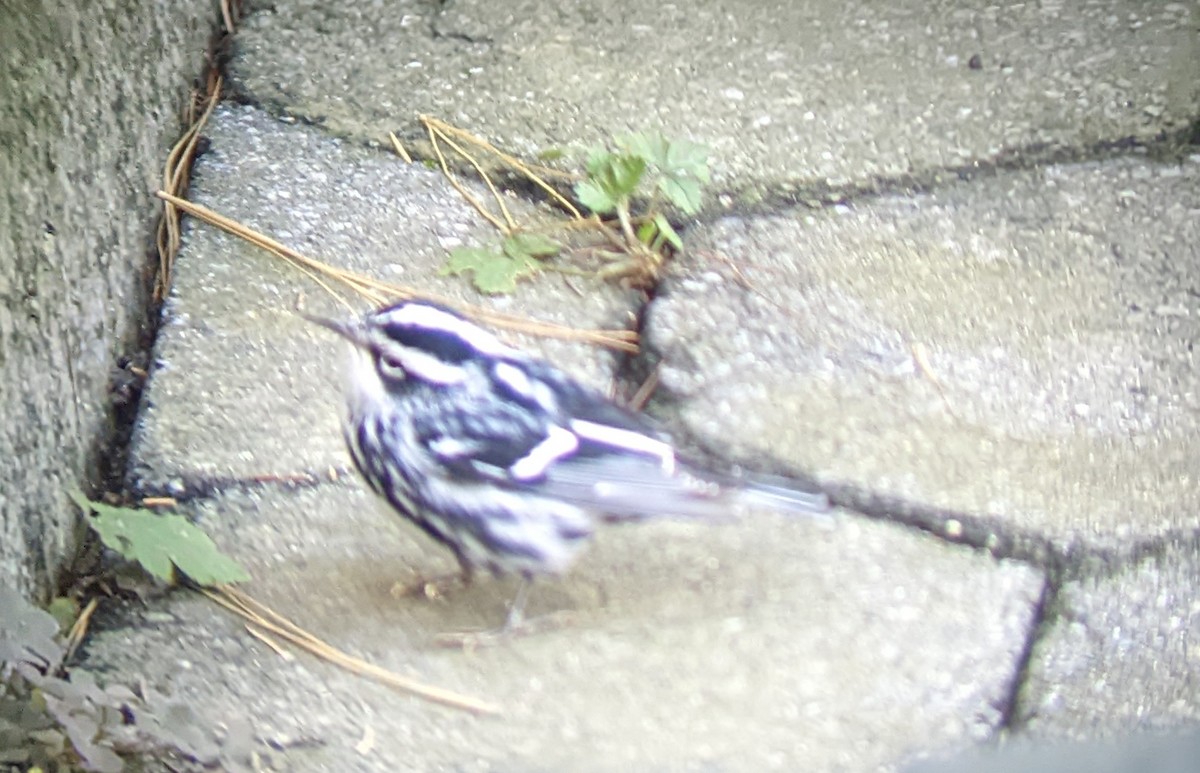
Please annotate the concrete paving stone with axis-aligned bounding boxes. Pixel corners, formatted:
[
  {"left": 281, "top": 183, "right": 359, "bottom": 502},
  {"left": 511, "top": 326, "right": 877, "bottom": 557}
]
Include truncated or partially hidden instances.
[
  {"left": 1015, "top": 544, "right": 1200, "bottom": 739},
  {"left": 646, "top": 155, "right": 1200, "bottom": 556},
  {"left": 131, "top": 103, "right": 639, "bottom": 494},
  {"left": 81, "top": 482, "right": 1043, "bottom": 772},
  {"left": 229, "top": 0, "right": 1195, "bottom": 189}
]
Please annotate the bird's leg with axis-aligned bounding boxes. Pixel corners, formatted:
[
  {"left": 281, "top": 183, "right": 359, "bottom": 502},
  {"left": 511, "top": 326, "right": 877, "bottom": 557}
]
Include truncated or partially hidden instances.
[
  {"left": 433, "top": 576, "right": 575, "bottom": 648},
  {"left": 504, "top": 577, "right": 533, "bottom": 631}
]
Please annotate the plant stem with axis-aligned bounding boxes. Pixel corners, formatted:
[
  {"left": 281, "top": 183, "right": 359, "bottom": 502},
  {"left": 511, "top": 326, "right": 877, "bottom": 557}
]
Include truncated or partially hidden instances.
[{"left": 615, "top": 202, "right": 639, "bottom": 249}]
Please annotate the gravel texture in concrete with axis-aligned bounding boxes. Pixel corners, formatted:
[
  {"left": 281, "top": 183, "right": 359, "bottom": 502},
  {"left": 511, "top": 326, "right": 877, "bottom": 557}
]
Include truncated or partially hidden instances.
[
  {"left": 1017, "top": 545, "right": 1200, "bottom": 738},
  {"left": 84, "top": 483, "right": 1043, "bottom": 771},
  {"left": 229, "top": 0, "right": 1196, "bottom": 189},
  {"left": 647, "top": 156, "right": 1200, "bottom": 558}
]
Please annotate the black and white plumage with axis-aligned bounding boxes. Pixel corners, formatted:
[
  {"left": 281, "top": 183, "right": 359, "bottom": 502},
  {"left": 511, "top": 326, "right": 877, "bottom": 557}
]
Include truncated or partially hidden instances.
[{"left": 309, "top": 300, "right": 829, "bottom": 583}]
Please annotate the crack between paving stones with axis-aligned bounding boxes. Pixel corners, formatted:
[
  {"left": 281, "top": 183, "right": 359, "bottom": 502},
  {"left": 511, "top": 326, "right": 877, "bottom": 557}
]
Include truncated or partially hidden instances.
[
  {"left": 791, "top": 481, "right": 1200, "bottom": 589},
  {"left": 994, "top": 571, "right": 1058, "bottom": 735},
  {"left": 132, "top": 467, "right": 356, "bottom": 504},
  {"left": 632, "top": 355, "right": 1200, "bottom": 592},
  {"left": 746, "top": 130, "right": 1198, "bottom": 216}
]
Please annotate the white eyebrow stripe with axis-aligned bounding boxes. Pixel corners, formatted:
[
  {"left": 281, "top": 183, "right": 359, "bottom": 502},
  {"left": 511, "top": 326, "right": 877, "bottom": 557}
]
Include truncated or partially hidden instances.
[
  {"left": 569, "top": 420, "right": 676, "bottom": 474},
  {"left": 493, "top": 361, "right": 558, "bottom": 412},
  {"left": 510, "top": 425, "right": 580, "bottom": 481},
  {"left": 385, "top": 304, "right": 521, "bottom": 358},
  {"left": 390, "top": 348, "right": 468, "bottom": 385}
]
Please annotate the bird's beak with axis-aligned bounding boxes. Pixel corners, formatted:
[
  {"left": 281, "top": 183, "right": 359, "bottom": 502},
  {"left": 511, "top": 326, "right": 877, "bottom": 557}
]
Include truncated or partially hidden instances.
[{"left": 302, "top": 313, "right": 370, "bottom": 349}]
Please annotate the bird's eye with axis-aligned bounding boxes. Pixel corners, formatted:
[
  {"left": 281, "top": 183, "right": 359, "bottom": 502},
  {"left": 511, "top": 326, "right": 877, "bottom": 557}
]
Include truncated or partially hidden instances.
[{"left": 376, "top": 355, "right": 408, "bottom": 381}]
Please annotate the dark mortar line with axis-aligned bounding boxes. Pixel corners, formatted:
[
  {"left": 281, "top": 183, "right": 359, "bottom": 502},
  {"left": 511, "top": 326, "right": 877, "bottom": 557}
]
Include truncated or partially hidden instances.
[
  {"left": 642, "top": 415, "right": 1058, "bottom": 568},
  {"left": 1065, "top": 525, "right": 1200, "bottom": 584},
  {"left": 215, "top": 80, "right": 1198, "bottom": 228},
  {"left": 839, "top": 493, "right": 1052, "bottom": 567},
  {"left": 609, "top": 289, "right": 661, "bottom": 401},
  {"left": 144, "top": 450, "right": 1195, "bottom": 593},
  {"left": 994, "top": 569, "right": 1059, "bottom": 735},
  {"left": 397, "top": 121, "right": 1196, "bottom": 220},
  {"left": 708, "top": 129, "right": 1197, "bottom": 222},
  {"left": 130, "top": 465, "right": 359, "bottom": 506},
  {"left": 649, "top": 414, "right": 1199, "bottom": 588},
  {"left": 791, "top": 480, "right": 1200, "bottom": 589}
]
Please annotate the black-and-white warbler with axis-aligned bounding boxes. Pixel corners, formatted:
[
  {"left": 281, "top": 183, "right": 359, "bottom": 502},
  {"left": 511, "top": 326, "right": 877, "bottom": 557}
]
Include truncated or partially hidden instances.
[{"left": 308, "top": 300, "right": 828, "bottom": 620}]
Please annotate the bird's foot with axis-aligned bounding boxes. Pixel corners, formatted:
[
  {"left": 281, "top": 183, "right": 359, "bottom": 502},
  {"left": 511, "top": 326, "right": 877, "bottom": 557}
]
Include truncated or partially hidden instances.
[
  {"left": 432, "top": 581, "right": 575, "bottom": 648},
  {"left": 431, "top": 611, "right": 575, "bottom": 649}
]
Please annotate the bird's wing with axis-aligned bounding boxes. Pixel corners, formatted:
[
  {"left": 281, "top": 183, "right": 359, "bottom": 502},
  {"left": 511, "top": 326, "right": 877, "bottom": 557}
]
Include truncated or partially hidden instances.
[
  {"left": 411, "top": 394, "right": 567, "bottom": 484},
  {"left": 541, "top": 455, "right": 830, "bottom": 519},
  {"left": 531, "top": 454, "right": 725, "bottom": 520}
]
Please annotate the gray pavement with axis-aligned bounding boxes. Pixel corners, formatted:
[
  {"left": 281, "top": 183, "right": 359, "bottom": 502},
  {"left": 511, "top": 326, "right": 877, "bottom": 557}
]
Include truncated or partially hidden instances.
[
  {"left": 231, "top": 0, "right": 1194, "bottom": 188},
  {"left": 648, "top": 157, "right": 1200, "bottom": 559},
  {"left": 1019, "top": 543, "right": 1200, "bottom": 739},
  {"left": 905, "top": 732, "right": 1200, "bottom": 773},
  {"left": 85, "top": 483, "right": 1041, "bottom": 771},
  {"left": 80, "top": 0, "right": 1199, "bottom": 771}
]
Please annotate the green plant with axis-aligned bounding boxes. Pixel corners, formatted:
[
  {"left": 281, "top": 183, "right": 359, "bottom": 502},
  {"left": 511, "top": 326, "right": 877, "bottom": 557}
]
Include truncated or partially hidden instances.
[
  {"left": 442, "top": 231, "right": 562, "bottom": 294},
  {"left": 440, "top": 131, "right": 711, "bottom": 293},
  {"left": 70, "top": 491, "right": 248, "bottom": 586}
]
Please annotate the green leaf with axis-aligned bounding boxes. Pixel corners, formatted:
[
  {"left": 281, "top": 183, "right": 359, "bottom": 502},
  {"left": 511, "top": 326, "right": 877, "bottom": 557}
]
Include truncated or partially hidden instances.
[
  {"left": 442, "top": 247, "right": 495, "bottom": 275},
  {"left": 578, "top": 152, "right": 646, "bottom": 212},
  {"left": 442, "top": 247, "right": 498, "bottom": 278},
  {"left": 536, "top": 147, "right": 565, "bottom": 162},
  {"left": 575, "top": 178, "right": 619, "bottom": 214},
  {"left": 584, "top": 147, "right": 614, "bottom": 177},
  {"left": 659, "top": 175, "right": 704, "bottom": 215},
  {"left": 475, "top": 255, "right": 539, "bottom": 293},
  {"left": 620, "top": 132, "right": 670, "bottom": 167},
  {"left": 636, "top": 219, "right": 657, "bottom": 245},
  {"left": 607, "top": 155, "right": 647, "bottom": 197},
  {"left": 664, "top": 138, "right": 711, "bottom": 180},
  {"left": 503, "top": 232, "right": 560, "bottom": 260},
  {"left": 653, "top": 213, "right": 683, "bottom": 250},
  {"left": 69, "top": 491, "right": 248, "bottom": 586},
  {"left": 441, "top": 246, "right": 539, "bottom": 294},
  {"left": 621, "top": 134, "right": 710, "bottom": 183}
]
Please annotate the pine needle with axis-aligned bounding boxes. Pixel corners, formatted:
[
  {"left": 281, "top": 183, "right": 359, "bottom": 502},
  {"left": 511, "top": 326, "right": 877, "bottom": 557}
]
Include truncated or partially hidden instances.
[{"left": 203, "top": 585, "right": 501, "bottom": 716}]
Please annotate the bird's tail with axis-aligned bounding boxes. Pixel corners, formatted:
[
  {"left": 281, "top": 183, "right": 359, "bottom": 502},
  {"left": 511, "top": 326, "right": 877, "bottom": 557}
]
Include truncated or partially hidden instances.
[
  {"left": 541, "top": 456, "right": 831, "bottom": 521},
  {"left": 733, "top": 474, "right": 831, "bottom": 515}
]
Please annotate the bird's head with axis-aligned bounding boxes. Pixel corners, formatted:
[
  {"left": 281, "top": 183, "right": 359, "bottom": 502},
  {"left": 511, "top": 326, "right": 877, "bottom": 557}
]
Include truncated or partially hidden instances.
[{"left": 306, "top": 300, "right": 519, "bottom": 391}]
